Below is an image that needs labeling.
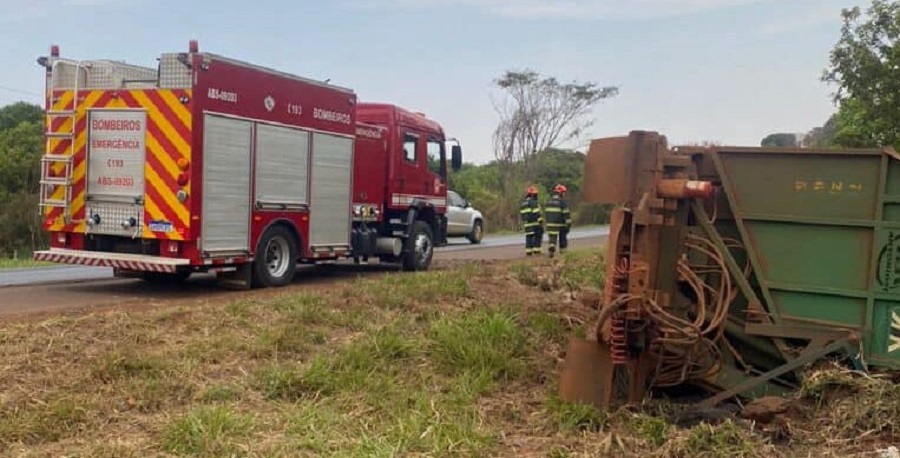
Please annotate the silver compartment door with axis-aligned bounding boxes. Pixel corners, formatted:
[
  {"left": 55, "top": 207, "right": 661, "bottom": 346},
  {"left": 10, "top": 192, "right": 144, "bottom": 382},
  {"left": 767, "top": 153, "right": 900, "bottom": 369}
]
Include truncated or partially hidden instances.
[
  {"left": 309, "top": 132, "right": 353, "bottom": 248},
  {"left": 255, "top": 123, "right": 310, "bottom": 209},
  {"left": 201, "top": 114, "right": 252, "bottom": 255}
]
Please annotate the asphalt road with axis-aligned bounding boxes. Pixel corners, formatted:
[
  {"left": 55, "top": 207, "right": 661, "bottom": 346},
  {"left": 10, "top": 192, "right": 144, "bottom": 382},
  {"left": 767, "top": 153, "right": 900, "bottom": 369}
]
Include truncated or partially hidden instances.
[
  {"left": 0, "top": 226, "right": 609, "bottom": 288},
  {"left": 0, "top": 229, "right": 608, "bottom": 319}
]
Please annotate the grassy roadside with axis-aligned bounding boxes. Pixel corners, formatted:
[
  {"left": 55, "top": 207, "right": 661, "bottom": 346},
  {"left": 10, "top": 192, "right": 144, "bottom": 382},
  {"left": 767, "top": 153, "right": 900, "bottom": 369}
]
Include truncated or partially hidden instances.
[
  {"left": 0, "top": 249, "right": 894, "bottom": 457},
  {"left": 0, "top": 258, "right": 54, "bottom": 269},
  {"left": 484, "top": 223, "right": 608, "bottom": 237}
]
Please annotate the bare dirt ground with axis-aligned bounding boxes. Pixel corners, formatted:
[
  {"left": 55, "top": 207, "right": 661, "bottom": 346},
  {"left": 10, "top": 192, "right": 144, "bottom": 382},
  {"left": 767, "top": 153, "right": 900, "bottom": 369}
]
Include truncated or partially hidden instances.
[{"left": 0, "top": 236, "right": 604, "bottom": 321}]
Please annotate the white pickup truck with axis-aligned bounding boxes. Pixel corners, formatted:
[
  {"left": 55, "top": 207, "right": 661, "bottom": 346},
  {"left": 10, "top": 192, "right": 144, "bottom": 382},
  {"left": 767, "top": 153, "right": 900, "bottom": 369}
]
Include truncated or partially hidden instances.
[{"left": 445, "top": 190, "right": 484, "bottom": 244}]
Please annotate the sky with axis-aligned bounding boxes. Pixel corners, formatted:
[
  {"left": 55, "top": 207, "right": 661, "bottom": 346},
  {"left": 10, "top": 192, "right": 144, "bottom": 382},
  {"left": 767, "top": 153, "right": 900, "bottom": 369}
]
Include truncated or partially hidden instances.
[{"left": 0, "top": 0, "right": 869, "bottom": 164}]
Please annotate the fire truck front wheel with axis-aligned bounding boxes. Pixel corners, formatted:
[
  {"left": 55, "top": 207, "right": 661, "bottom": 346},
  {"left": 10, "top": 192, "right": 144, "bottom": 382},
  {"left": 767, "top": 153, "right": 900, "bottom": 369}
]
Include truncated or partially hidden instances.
[
  {"left": 252, "top": 225, "right": 298, "bottom": 288},
  {"left": 402, "top": 220, "right": 434, "bottom": 272}
]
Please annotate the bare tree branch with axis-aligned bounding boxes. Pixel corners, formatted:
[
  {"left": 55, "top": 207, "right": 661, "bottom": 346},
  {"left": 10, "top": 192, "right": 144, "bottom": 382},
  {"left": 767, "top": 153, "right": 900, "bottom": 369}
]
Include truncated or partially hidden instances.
[{"left": 491, "top": 69, "right": 618, "bottom": 187}]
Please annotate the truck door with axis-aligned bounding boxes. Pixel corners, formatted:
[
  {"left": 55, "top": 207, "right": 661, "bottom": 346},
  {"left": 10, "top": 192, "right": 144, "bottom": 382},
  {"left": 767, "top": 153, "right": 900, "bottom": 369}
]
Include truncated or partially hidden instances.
[
  {"left": 395, "top": 131, "right": 421, "bottom": 197},
  {"left": 393, "top": 129, "right": 446, "bottom": 209},
  {"left": 426, "top": 135, "right": 446, "bottom": 197}
]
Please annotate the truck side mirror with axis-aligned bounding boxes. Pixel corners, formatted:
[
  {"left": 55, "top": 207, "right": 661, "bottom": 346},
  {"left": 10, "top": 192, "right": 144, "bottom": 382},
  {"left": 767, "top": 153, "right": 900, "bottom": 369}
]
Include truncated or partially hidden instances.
[{"left": 451, "top": 145, "right": 462, "bottom": 172}]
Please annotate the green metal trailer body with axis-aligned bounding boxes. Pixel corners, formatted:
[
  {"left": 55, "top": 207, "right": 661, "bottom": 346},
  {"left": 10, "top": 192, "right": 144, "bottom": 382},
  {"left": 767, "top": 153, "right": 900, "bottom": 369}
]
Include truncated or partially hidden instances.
[
  {"left": 561, "top": 130, "right": 900, "bottom": 409},
  {"left": 703, "top": 146, "right": 900, "bottom": 368}
]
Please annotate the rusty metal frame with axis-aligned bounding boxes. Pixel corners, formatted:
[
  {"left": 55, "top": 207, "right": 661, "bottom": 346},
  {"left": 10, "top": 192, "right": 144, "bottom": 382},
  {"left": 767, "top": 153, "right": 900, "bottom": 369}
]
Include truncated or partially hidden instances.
[
  {"left": 706, "top": 151, "right": 784, "bottom": 327},
  {"left": 697, "top": 337, "right": 864, "bottom": 409}
]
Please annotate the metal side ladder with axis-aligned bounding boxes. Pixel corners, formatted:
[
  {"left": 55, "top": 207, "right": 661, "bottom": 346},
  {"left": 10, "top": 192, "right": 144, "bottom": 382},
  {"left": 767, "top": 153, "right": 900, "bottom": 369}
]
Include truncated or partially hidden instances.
[{"left": 39, "top": 60, "right": 83, "bottom": 223}]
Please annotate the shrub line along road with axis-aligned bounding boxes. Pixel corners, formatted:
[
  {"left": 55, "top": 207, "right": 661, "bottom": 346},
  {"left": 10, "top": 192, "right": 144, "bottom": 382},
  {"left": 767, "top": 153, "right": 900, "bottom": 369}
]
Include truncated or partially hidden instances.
[{"left": 0, "top": 227, "right": 609, "bottom": 318}]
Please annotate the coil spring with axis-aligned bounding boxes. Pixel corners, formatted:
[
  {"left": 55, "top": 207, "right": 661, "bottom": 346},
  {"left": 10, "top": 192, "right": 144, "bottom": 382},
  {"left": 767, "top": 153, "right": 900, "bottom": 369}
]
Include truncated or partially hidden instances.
[
  {"left": 609, "top": 256, "right": 630, "bottom": 365},
  {"left": 610, "top": 315, "right": 627, "bottom": 364}
]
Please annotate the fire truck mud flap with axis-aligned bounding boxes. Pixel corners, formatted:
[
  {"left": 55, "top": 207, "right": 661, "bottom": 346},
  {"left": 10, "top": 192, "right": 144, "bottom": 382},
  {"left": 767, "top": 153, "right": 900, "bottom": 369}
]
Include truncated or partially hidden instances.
[{"left": 33, "top": 248, "right": 190, "bottom": 273}]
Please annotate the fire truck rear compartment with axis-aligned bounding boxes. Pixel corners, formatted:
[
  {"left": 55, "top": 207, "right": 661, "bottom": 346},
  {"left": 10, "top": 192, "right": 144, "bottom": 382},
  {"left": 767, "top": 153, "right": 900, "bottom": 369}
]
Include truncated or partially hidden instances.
[
  {"left": 84, "top": 109, "right": 149, "bottom": 239},
  {"left": 200, "top": 113, "right": 354, "bottom": 260}
]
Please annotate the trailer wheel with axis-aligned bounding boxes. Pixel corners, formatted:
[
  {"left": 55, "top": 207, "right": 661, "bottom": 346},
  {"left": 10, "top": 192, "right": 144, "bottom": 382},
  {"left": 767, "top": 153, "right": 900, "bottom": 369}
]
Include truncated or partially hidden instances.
[
  {"left": 402, "top": 220, "right": 434, "bottom": 271},
  {"left": 252, "top": 225, "right": 298, "bottom": 287}
]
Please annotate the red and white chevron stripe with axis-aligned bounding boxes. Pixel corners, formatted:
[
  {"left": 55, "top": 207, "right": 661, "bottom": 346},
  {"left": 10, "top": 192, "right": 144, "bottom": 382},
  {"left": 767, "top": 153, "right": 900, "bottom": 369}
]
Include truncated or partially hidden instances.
[{"left": 33, "top": 249, "right": 188, "bottom": 273}]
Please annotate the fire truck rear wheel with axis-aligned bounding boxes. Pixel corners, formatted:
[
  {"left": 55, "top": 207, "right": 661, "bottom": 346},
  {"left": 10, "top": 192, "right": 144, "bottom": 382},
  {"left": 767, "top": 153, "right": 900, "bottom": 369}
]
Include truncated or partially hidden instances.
[
  {"left": 252, "top": 225, "right": 298, "bottom": 288},
  {"left": 402, "top": 220, "right": 434, "bottom": 272}
]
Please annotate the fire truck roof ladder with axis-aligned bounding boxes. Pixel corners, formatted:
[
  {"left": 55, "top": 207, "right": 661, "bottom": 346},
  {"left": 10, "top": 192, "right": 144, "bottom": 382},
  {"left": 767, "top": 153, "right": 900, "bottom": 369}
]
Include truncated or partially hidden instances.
[{"left": 39, "top": 59, "right": 84, "bottom": 224}]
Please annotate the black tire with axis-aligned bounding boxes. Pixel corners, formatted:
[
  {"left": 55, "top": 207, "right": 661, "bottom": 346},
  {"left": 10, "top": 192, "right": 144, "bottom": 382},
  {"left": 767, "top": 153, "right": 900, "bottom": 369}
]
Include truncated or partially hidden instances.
[
  {"left": 468, "top": 220, "right": 484, "bottom": 244},
  {"left": 252, "top": 225, "right": 298, "bottom": 288},
  {"left": 140, "top": 270, "right": 191, "bottom": 284},
  {"left": 402, "top": 220, "right": 434, "bottom": 272}
]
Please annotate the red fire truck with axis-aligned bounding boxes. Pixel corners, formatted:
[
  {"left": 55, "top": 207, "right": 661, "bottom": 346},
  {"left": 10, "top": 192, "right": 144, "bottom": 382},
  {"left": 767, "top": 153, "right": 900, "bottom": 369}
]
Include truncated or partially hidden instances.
[{"left": 32, "top": 41, "right": 463, "bottom": 289}]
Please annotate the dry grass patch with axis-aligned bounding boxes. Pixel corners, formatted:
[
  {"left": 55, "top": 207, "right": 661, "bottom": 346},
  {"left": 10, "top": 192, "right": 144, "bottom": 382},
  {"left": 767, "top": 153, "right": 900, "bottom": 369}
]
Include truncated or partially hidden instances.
[{"left": 4, "top": 249, "right": 893, "bottom": 457}]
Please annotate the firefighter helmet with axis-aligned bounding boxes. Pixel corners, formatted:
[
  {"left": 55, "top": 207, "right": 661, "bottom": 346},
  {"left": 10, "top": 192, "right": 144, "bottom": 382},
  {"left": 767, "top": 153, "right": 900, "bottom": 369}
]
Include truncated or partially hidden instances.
[
  {"left": 526, "top": 185, "right": 539, "bottom": 195},
  {"left": 554, "top": 184, "right": 567, "bottom": 194}
]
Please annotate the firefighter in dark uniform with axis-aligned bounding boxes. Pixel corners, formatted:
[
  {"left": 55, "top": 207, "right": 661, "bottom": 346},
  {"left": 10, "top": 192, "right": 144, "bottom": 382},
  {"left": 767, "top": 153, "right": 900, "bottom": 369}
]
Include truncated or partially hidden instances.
[
  {"left": 545, "top": 184, "right": 572, "bottom": 257},
  {"left": 520, "top": 185, "right": 543, "bottom": 255}
]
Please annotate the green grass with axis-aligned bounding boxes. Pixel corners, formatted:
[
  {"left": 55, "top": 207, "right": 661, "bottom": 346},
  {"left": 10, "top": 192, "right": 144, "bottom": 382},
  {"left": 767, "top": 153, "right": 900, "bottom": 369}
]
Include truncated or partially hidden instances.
[
  {"left": 0, "top": 397, "right": 93, "bottom": 446},
  {"left": 0, "top": 253, "right": 811, "bottom": 457},
  {"left": 428, "top": 309, "right": 528, "bottom": 391},
  {"left": 162, "top": 405, "right": 253, "bottom": 457},
  {"left": 558, "top": 248, "right": 607, "bottom": 290},
  {"left": 0, "top": 257, "right": 55, "bottom": 269},
  {"left": 546, "top": 397, "right": 608, "bottom": 432}
]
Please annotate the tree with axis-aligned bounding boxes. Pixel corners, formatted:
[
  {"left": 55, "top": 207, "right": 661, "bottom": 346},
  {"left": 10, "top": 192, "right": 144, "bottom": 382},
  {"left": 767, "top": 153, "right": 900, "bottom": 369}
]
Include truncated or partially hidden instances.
[
  {"left": 490, "top": 70, "right": 618, "bottom": 191},
  {"left": 760, "top": 133, "right": 799, "bottom": 147},
  {"left": 823, "top": 0, "right": 900, "bottom": 148},
  {"left": 0, "top": 102, "right": 45, "bottom": 256},
  {"left": 0, "top": 101, "right": 43, "bottom": 132},
  {"left": 802, "top": 114, "right": 840, "bottom": 147},
  {"left": 0, "top": 121, "right": 43, "bottom": 198}
]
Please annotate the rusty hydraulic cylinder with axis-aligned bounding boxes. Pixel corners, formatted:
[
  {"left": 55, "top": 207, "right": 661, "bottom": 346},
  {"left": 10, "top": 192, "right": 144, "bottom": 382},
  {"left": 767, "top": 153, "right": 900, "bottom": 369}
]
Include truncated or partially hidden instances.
[{"left": 657, "top": 179, "right": 714, "bottom": 199}]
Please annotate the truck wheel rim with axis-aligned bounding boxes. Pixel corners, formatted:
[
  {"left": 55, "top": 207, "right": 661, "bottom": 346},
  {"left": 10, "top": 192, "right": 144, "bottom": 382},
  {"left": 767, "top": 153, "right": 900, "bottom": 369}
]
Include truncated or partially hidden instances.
[
  {"left": 265, "top": 237, "right": 290, "bottom": 277},
  {"left": 415, "top": 233, "right": 432, "bottom": 265}
]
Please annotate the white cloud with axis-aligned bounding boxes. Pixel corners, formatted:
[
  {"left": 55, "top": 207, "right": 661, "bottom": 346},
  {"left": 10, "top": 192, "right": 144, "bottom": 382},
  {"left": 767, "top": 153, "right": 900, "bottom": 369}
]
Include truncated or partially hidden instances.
[{"left": 350, "top": 0, "right": 777, "bottom": 20}]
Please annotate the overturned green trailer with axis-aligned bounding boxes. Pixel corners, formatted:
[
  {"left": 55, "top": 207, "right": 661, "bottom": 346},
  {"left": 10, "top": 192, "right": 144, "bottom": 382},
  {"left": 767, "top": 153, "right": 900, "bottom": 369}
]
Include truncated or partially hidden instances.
[{"left": 560, "top": 130, "right": 900, "bottom": 409}]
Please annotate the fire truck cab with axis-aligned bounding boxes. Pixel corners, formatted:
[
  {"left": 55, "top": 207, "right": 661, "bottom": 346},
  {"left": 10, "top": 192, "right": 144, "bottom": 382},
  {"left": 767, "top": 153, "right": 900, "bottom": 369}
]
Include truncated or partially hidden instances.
[{"left": 32, "top": 41, "right": 462, "bottom": 289}]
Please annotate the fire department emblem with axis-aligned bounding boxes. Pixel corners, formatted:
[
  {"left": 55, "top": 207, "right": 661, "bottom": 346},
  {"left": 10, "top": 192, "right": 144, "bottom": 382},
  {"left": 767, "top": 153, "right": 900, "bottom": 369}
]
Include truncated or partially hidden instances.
[{"left": 264, "top": 95, "right": 275, "bottom": 112}]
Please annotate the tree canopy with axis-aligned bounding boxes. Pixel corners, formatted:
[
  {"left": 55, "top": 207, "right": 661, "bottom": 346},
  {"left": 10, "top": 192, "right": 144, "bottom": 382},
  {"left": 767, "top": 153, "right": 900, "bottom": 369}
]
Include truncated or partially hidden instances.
[
  {"left": 822, "top": 0, "right": 900, "bottom": 148},
  {"left": 760, "top": 133, "right": 799, "bottom": 147},
  {"left": 491, "top": 69, "right": 617, "bottom": 191},
  {"left": 0, "top": 101, "right": 46, "bottom": 257}
]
